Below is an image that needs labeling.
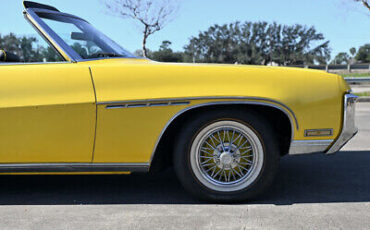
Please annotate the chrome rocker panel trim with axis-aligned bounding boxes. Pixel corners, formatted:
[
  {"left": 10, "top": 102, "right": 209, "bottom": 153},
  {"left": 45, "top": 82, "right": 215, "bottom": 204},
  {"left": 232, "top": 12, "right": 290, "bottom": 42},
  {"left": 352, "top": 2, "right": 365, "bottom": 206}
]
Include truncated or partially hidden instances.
[
  {"left": 289, "top": 140, "right": 333, "bottom": 155},
  {"left": 0, "top": 163, "right": 149, "bottom": 173},
  {"left": 326, "top": 94, "right": 358, "bottom": 154}
]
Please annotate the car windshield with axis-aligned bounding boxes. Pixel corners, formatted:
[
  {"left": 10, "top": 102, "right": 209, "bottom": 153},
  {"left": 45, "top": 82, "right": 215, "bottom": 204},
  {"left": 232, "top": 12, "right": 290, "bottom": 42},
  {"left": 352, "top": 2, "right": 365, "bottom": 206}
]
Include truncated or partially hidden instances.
[{"left": 37, "top": 12, "right": 136, "bottom": 60}]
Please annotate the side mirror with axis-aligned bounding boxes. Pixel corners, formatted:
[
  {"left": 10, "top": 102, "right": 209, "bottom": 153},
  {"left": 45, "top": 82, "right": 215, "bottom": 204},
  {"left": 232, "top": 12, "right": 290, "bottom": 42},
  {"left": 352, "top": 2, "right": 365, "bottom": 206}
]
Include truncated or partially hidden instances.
[{"left": 0, "top": 50, "right": 21, "bottom": 62}]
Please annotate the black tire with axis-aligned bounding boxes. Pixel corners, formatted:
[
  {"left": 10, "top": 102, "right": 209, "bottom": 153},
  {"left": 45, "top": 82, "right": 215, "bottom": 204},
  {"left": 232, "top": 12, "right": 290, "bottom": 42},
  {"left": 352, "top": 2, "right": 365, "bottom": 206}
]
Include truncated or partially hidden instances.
[{"left": 173, "top": 109, "right": 280, "bottom": 203}]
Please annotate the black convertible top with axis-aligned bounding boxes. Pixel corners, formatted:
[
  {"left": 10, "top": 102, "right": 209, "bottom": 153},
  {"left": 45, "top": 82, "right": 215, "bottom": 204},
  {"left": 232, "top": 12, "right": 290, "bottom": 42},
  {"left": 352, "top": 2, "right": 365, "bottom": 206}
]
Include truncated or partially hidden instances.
[{"left": 23, "top": 1, "right": 60, "bottom": 12}]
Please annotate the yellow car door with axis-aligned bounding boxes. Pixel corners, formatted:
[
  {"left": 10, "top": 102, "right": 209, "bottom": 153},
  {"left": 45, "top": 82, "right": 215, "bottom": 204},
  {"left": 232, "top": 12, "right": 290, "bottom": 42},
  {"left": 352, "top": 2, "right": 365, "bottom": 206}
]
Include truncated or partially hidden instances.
[{"left": 0, "top": 63, "right": 96, "bottom": 163}]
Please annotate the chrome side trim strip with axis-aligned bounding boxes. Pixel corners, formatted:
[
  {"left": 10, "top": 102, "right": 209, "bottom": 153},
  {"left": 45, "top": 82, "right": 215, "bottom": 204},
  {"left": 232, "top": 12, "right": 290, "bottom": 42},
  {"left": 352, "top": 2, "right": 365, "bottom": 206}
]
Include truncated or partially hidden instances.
[
  {"left": 0, "top": 163, "right": 149, "bottom": 173},
  {"left": 127, "top": 103, "right": 147, "bottom": 108},
  {"left": 106, "top": 101, "right": 190, "bottom": 109},
  {"left": 326, "top": 94, "right": 358, "bottom": 154},
  {"left": 99, "top": 97, "right": 299, "bottom": 129},
  {"left": 289, "top": 140, "right": 333, "bottom": 155},
  {"left": 149, "top": 99, "right": 298, "bottom": 164}
]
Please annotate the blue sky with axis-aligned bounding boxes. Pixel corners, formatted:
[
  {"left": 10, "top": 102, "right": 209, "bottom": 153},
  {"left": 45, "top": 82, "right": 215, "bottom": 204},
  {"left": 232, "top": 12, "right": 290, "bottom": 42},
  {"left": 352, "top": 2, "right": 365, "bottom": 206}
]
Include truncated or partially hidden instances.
[{"left": 2, "top": 0, "right": 370, "bottom": 59}]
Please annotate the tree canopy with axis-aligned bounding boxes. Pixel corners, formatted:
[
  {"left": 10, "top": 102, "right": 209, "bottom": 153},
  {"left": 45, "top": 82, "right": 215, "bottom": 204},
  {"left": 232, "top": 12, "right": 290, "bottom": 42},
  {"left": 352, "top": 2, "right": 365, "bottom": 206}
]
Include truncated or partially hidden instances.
[
  {"left": 1, "top": 28, "right": 368, "bottom": 66},
  {"left": 329, "top": 44, "right": 370, "bottom": 65},
  {"left": 332, "top": 52, "right": 351, "bottom": 64},
  {"left": 0, "top": 33, "right": 62, "bottom": 62},
  {"left": 150, "top": 40, "right": 183, "bottom": 62},
  {"left": 183, "top": 21, "right": 330, "bottom": 65},
  {"left": 355, "top": 44, "right": 370, "bottom": 63}
]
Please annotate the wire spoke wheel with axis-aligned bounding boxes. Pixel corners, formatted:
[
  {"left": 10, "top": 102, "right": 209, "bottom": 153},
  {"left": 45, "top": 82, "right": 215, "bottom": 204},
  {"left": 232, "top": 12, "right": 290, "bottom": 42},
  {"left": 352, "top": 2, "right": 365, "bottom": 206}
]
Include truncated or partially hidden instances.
[{"left": 190, "top": 120, "right": 264, "bottom": 192}]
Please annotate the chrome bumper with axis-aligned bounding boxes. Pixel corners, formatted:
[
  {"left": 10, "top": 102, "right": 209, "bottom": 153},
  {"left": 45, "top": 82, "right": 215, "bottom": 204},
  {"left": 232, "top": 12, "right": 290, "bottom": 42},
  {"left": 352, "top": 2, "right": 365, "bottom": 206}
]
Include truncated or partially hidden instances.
[
  {"left": 289, "top": 93, "right": 358, "bottom": 155},
  {"left": 326, "top": 94, "right": 358, "bottom": 154}
]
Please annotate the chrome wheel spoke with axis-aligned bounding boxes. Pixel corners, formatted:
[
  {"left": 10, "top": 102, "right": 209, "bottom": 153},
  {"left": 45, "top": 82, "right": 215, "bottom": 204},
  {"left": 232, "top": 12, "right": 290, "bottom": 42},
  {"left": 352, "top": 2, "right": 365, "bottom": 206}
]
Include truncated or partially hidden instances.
[
  {"left": 223, "top": 170, "right": 228, "bottom": 182},
  {"left": 230, "top": 168, "right": 237, "bottom": 180},
  {"left": 237, "top": 164, "right": 249, "bottom": 172},
  {"left": 210, "top": 166, "right": 217, "bottom": 177},
  {"left": 235, "top": 139, "right": 249, "bottom": 152},
  {"left": 200, "top": 156, "right": 215, "bottom": 159},
  {"left": 202, "top": 162, "right": 216, "bottom": 167},
  {"left": 201, "top": 146, "right": 213, "bottom": 151},
  {"left": 239, "top": 156, "right": 253, "bottom": 163},
  {"left": 231, "top": 167, "right": 242, "bottom": 178},
  {"left": 218, "top": 168, "right": 224, "bottom": 181},
  {"left": 212, "top": 167, "right": 222, "bottom": 178},
  {"left": 204, "top": 141, "right": 216, "bottom": 150},
  {"left": 200, "top": 149, "right": 212, "bottom": 155},
  {"left": 237, "top": 134, "right": 244, "bottom": 146},
  {"left": 200, "top": 157, "right": 214, "bottom": 164},
  {"left": 240, "top": 146, "right": 252, "bottom": 151},
  {"left": 239, "top": 161, "right": 252, "bottom": 166},
  {"left": 205, "top": 165, "right": 217, "bottom": 173},
  {"left": 227, "top": 170, "right": 232, "bottom": 182},
  {"left": 216, "top": 131, "right": 226, "bottom": 152},
  {"left": 209, "top": 134, "right": 218, "bottom": 148}
]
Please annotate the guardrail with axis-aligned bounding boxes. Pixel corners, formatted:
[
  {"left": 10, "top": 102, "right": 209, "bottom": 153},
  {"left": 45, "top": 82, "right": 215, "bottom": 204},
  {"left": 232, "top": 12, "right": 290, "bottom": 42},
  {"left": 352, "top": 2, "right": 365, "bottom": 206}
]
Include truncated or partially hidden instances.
[
  {"left": 344, "top": 77, "right": 370, "bottom": 84},
  {"left": 289, "top": 63, "right": 370, "bottom": 72}
]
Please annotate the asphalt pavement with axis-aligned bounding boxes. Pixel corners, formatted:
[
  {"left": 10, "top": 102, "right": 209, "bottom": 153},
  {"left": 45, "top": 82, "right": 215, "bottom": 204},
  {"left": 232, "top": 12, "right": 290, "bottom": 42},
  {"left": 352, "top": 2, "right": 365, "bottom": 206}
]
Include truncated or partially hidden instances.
[{"left": 0, "top": 103, "right": 369, "bottom": 230}]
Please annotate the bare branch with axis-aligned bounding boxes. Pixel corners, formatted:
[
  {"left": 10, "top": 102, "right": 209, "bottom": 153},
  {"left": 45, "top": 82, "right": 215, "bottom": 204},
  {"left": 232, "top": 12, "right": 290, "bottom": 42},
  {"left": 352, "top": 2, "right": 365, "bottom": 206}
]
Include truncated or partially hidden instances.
[
  {"left": 362, "top": 0, "right": 370, "bottom": 10},
  {"left": 105, "top": 0, "right": 179, "bottom": 57},
  {"left": 354, "top": 0, "right": 370, "bottom": 10}
]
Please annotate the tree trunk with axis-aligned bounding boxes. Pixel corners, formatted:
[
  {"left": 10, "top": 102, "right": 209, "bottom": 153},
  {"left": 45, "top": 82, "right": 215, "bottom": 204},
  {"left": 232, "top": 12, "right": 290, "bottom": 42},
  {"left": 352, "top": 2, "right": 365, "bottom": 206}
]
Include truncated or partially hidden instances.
[
  {"left": 142, "top": 26, "right": 149, "bottom": 58},
  {"left": 142, "top": 36, "right": 148, "bottom": 58}
]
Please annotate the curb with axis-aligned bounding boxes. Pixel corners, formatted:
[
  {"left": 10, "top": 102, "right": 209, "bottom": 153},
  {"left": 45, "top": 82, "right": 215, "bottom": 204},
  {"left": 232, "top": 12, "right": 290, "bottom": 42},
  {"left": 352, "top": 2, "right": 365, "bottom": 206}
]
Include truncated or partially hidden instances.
[{"left": 358, "top": 97, "right": 370, "bottom": 103}]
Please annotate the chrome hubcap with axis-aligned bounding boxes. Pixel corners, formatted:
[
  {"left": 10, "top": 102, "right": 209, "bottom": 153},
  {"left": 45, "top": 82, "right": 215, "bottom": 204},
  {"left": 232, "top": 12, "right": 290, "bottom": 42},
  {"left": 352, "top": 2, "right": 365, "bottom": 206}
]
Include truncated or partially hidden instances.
[
  {"left": 219, "top": 152, "right": 233, "bottom": 168},
  {"left": 214, "top": 143, "right": 241, "bottom": 170}
]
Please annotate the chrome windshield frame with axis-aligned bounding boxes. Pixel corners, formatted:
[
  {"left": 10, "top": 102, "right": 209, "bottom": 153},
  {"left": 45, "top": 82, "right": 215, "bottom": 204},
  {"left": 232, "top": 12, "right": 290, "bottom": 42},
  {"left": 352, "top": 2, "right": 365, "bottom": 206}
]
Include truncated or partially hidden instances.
[
  {"left": 24, "top": 8, "right": 82, "bottom": 62},
  {"left": 24, "top": 7, "right": 139, "bottom": 63}
]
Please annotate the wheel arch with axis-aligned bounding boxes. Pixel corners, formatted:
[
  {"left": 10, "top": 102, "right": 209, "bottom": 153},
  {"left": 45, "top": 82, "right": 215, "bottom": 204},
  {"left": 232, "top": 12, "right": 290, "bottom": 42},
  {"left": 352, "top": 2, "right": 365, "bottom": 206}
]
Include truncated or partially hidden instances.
[{"left": 149, "top": 100, "right": 297, "bottom": 172}]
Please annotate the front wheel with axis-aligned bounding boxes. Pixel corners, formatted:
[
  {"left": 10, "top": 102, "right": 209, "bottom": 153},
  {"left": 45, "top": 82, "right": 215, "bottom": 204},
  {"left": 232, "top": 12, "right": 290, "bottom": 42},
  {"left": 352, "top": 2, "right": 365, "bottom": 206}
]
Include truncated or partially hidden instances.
[{"left": 173, "top": 110, "right": 280, "bottom": 202}]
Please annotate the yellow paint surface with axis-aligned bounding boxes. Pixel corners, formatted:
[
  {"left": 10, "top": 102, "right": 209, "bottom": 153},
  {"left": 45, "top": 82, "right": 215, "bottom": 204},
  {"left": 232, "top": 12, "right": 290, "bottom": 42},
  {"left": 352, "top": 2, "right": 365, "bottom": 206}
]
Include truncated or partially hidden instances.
[
  {"left": 0, "top": 63, "right": 96, "bottom": 163},
  {"left": 0, "top": 58, "right": 348, "bottom": 172},
  {"left": 87, "top": 59, "right": 346, "bottom": 163}
]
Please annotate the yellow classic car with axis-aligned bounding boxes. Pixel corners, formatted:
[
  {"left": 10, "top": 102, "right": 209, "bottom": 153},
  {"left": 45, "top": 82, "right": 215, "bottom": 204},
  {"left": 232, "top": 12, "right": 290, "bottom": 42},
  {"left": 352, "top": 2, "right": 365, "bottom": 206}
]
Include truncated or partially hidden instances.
[{"left": 0, "top": 1, "right": 358, "bottom": 202}]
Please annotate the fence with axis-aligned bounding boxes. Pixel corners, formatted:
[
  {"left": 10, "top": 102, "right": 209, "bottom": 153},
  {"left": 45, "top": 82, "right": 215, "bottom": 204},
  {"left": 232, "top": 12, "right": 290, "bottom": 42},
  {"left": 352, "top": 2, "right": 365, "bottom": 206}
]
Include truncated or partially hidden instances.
[
  {"left": 288, "top": 63, "right": 370, "bottom": 72},
  {"left": 344, "top": 77, "right": 370, "bottom": 84}
]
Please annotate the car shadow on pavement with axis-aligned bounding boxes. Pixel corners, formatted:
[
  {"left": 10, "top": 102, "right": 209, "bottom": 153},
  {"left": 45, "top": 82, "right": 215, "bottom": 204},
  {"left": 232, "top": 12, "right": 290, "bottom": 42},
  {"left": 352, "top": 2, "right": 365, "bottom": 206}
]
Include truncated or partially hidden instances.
[{"left": 0, "top": 150, "right": 368, "bottom": 205}]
